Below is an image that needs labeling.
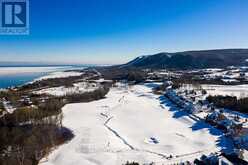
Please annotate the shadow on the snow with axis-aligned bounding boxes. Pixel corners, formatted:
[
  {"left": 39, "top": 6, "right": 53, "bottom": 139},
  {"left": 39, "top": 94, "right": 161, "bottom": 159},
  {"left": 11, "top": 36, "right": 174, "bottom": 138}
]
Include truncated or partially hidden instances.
[
  {"left": 143, "top": 83, "right": 161, "bottom": 89},
  {"left": 157, "top": 95, "right": 233, "bottom": 153}
]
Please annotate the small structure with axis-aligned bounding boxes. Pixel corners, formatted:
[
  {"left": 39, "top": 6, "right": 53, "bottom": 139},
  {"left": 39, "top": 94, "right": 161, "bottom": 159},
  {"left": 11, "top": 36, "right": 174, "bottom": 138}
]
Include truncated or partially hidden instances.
[
  {"left": 165, "top": 89, "right": 198, "bottom": 114},
  {"left": 22, "top": 96, "right": 33, "bottom": 106},
  {"left": 195, "top": 153, "right": 234, "bottom": 165},
  {"left": 205, "top": 111, "right": 236, "bottom": 132},
  {"left": 2, "top": 99, "right": 16, "bottom": 114}
]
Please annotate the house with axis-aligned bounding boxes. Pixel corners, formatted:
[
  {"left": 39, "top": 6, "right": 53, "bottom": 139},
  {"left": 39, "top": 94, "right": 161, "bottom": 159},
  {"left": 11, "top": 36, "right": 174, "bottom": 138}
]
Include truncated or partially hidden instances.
[
  {"left": 232, "top": 127, "right": 248, "bottom": 149},
  {"left": 205, "top": 111, "right": 235, "bottom": 131},
  {"left": 206, "top": 111, "right": 220, "bottom": 123},
  {"left": 2, "top": 100, "right": 16, "bottom": 114},
  {"left": 197, "top": 153, "right": 234, "bottom": 165},
  {"left": 21, "top": 96, "right": 33, "bottom": 106}
]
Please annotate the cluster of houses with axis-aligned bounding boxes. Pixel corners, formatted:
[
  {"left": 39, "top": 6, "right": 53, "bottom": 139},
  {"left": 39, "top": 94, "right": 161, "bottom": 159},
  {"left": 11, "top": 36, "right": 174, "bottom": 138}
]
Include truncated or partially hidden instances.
[
  {"left": 165, "top": 89, "right": 199, "bottom": 114},
  {"left": 164, "top": 85, "right": 248, "bottom": 163},
  {"left": 206, "top": 110, "right": 248, "bottom": 150},
  {"left": 194, "top": 153, "right": 233, "bottom": 165},
  {"left": 147, "top": 70, "right": 181, "bottom": 81},
  {"left": 19, "top": 95, "right": 33, "bottom": 106},
  {"left": 0, "top": 95, "right": 42, "bottom": 118},
  {"left": 202, "top": 67, "right": 248, "bottom": 83}
]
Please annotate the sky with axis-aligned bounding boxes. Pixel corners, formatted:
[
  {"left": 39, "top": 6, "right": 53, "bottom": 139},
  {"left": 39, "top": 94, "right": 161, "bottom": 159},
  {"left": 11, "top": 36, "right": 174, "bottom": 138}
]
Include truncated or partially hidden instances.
[{"left": 0, "top": 0, "right": 247, "bottom": 65}]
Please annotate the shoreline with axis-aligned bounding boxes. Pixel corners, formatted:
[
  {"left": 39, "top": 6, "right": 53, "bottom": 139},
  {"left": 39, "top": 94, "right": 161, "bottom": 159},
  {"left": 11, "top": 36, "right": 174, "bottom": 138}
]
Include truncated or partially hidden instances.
[{"left": 0, "top": 66, "right": 87, "bottom": 89}]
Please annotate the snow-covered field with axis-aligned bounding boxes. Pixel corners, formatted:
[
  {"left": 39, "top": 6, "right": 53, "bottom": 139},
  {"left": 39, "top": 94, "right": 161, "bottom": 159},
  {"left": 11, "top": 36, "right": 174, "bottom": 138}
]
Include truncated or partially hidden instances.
[
  {"left": 34, "top": 71, "right": 83, "bottom": 81},
  {"left": 40, "top": 84, "right": 229, "bottom": 165},
  {"left": 180, "top": 84, "right": 248, "bottom": 99},
  {"left": 34, "top": 82, "right": 98, "bottom": 96},
  {"left": 201, "top": 84, "right": 248, "bottom": 98}
]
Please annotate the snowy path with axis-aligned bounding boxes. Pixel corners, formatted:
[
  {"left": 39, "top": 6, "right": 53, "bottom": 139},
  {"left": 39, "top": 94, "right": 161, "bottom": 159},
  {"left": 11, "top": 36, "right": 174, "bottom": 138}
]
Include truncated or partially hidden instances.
[
  {"left": 104, "top": 116, "right": 135, "bottom": 150},
  {"left": 39, "top": 84, "right": 227, "bottom": 165}
]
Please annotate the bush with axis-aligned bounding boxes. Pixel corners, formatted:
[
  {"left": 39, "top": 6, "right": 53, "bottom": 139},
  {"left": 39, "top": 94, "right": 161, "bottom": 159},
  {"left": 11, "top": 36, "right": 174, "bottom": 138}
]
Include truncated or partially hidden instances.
[
  {"left": 127, "top": 70, "right": 147, "bottom": 83},
  {"left": 124, "top": 161, "right": 140, "bottom": 165},
  {"left": 202, "top": 89, "right": 207, "bottom": 95},
  {"left": 172, "top": 82, "right": 181, "bottom": 89},
  {"left": 65, "top": 86, "right": 109, "bottom": 103}
]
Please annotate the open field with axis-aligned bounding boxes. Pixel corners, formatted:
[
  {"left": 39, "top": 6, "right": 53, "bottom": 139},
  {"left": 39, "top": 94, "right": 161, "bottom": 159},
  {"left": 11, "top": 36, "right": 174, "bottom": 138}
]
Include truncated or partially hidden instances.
[
  {"left": 40, "top": 84, "right": 230, "bottom": 165},
  {"left": 180, "top": 84, "right": 248, "bottom": 99}
]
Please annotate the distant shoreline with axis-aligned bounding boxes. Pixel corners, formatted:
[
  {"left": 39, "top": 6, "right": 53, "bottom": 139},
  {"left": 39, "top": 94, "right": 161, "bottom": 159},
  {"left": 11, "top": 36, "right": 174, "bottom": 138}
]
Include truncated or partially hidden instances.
[
  {"left": 0, "top": 65, "right": 89, "bottom": 89},
  {"left": 0, "top": 64, "right": 87, "bottom": 68}
]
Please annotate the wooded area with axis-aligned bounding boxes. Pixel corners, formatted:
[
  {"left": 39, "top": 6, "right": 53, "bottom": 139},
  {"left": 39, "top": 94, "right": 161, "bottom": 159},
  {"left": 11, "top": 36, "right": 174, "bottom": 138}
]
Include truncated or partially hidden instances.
[{"left": 207, "top": 95, "right": 248, "bottom": 114}]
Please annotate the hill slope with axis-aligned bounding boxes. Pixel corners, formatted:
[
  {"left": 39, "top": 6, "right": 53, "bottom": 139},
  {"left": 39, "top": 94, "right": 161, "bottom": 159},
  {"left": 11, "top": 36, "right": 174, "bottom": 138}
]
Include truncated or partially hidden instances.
[{"left": 122, "top": 49, "right": 248, "bottom": 69}]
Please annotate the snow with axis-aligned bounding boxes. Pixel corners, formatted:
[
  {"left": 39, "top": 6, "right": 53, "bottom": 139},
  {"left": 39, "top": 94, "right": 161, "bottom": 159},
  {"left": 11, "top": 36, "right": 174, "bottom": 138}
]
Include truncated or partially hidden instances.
[
  {"left": 222, "top": 109, "right": 248, "bottom": 127},
  {"left": 201, "top": 84, "right": 248, "bottom": 98},
  {"left": 34, "top": 82, "right": 98, "bottom": 96},
  {"left": 221, "top": 79, "right": 239, "bottom": 82},
  {"left": 243, "top": 149, "right": 248, "bottom": 162},
  {"left": 91, "top": 78, "right": 113, "bottom": 83},
  {"left": 180, "top": 84, "right": 248, "bottom": 99},
  {"left": 203, "top": 68, "right": 246, "bottom": 80},
  {"left": 34, "top": 71, "right": 83, "bottom": 82},
  {"left": 204, "top": 68, "right": 223, "bottom": 72},
  {"left": 39, "top": 84, "right": 229, "bottom": 165},
  {"left": 2, "top": 101, "right": 16, "bottom": 114},
  {"left": 0, "top": 67, "right": 64, "bottom": 76}
]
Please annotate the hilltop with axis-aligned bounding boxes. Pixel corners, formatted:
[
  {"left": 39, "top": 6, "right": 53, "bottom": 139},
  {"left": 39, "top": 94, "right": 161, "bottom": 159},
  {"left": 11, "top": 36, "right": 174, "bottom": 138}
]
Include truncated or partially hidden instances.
[{"left": 121, "top": 49, "right": 248, "bottom": 69}]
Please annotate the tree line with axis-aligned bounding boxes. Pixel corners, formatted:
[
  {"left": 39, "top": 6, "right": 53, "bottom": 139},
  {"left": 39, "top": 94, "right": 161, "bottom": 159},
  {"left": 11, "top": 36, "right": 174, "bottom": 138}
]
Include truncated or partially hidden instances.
[
  {"left": 0, "top": 85, "right": 110, "bottom": 165},
  {"left": 207, "top": 95, "right": 248, "bottom": 114}
]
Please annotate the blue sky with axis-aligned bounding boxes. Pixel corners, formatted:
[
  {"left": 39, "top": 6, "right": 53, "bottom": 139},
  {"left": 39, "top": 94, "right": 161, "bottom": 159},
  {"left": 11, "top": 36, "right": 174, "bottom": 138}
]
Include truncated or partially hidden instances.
[{"left": 0, "top": 0, "right": 247, "bottom": 64}]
